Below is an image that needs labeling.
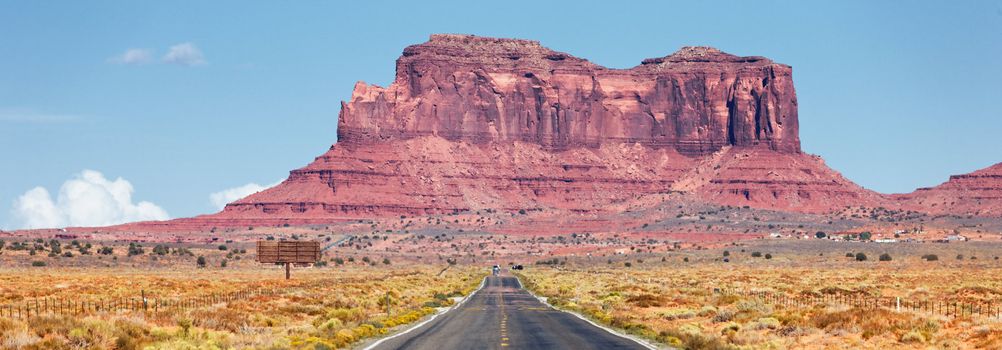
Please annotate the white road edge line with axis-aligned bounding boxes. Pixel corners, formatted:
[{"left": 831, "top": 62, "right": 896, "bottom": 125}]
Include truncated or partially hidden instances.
[
  {"left": 361, "top": 277, "right": 487, "bottom": 350},
  {"left": 514, "top": 276, "right": 664, "bottom": 350}
]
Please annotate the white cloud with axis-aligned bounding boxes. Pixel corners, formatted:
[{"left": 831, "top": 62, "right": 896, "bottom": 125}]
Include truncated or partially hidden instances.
[
  {"left": 11, "top": 188, "right": 62, "bottom": 229},
  {"left": 209, "top": 180, "right": 282, "bottom": 211},
  {"left": 163, "top": 42, "right": 206, "bottom": 66},
  {"left": 108, "top": 48, "right": 154, "bottom": 65},
  {"left": 10, "top": 170, "right": 169, "bottom": 229}
]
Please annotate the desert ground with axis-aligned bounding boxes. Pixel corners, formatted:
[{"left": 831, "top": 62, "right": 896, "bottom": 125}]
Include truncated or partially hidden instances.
[
  {"left": 0, "top": 259, "right": 482, "bottom": 350},
  {"left": 3, "top": 226, "right": 1002, "bottom": 349},
  {"left": 518, "top": 240, "right": 1002, "bottom": 349}
]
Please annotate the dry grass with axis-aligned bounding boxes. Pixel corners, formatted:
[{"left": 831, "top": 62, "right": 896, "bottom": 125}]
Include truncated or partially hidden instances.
[
  {"left": 0, "top": 265, "right": 483, "bottom": 349},
  {"left": 518, "top": 264, "right": 1002, "bottom": 349}
]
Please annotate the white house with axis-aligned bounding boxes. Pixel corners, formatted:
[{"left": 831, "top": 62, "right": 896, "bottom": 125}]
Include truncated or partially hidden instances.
[{"left": 946, "top": 234, "right": 967, "bottom": 242}]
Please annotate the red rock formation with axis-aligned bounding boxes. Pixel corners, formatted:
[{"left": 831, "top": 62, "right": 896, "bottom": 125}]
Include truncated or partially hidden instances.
[
  {"left": 339, "top": 34, "right": 800, "bottom": 156},
  {"left": 673, "top": 147, "right": 885, "bottom": 213},
  {"left": 107, "top": 35, "right": 910, "bottom": 231},
  {"left": 893, "top": 163, "right": 1002, "bottom": 216},
  {"left": 222, "top": 137, "right": 696, "bottom": 218},
  {"left": 206, "top": 34, "right": 863, "bottom": 222}
]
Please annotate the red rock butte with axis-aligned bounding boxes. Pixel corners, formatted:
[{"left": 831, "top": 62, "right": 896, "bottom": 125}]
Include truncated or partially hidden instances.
[
  {"left": 339, "top": 34, "right": 800, "bottom": 155},
  {"left": 110, "top": 34, "right": 1001, "bottom": 231}
]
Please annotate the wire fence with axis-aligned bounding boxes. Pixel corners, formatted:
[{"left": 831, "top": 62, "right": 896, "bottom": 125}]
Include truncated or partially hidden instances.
[
  {"left": 0, "top": 270, "right": 426, "bottom": 321},
  {"left": 714, "top": 287, "right": 1001, "bottom": 320},
  {"left": 0, "top": 287, "right": 281, "bottom": 320}
]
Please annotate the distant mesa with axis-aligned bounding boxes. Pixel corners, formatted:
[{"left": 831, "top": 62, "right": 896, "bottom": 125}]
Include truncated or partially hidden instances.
[
  {"left": 102, "top": 34, "right": 999, "bottom": 232},
  {"left": 892, "top": 163, "right": 1002, "bottom": 216}
]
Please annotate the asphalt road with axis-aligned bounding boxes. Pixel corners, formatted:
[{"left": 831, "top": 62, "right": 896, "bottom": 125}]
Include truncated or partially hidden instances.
[{"left": 368, "top": 275, "right": 649, "bottom": 350}]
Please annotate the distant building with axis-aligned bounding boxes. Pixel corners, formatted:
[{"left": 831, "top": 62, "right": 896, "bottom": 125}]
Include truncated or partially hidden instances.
[
  {"left": 946, "top": 234, "right": 967, "bottom": 242},
  {"left": 874, "top": 239, "right": 898, "bottom": 243},
  {"left": 769, "top": 233, "right": 783, "bottom": 239}
]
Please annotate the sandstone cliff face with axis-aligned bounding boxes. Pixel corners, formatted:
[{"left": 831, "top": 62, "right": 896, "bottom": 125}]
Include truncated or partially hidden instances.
[{"left": 338, "top": 34, "right": 800, "bottom": 156}]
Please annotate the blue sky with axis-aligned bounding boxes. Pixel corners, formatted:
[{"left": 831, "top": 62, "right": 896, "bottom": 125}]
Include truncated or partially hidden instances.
[{"left": 2, "top": 1, "right": 1001, "bottom": 229}]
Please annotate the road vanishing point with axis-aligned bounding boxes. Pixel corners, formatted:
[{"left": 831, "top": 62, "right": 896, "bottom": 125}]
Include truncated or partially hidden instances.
[{"left": 368, "top": 275, "right": 651, "bottom": 350}]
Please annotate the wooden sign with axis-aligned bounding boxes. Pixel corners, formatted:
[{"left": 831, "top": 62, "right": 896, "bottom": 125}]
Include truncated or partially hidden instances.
[
  {"left": 256, "top": 240, "right": 320, "bottom": 264},
  {"left": 257, "top": 240, "right": 320, "bottom": 279}
]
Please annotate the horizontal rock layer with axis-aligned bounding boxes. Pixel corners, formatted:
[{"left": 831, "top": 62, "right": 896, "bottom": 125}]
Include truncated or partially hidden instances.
[
  {"left": 209, "top": 140, "right": 876, "bottom": 222},
  {"left": 893, "top": 163, "right": 1002, "bottom": 216},
  {"left": 223, "top": 137, "right": 695, "bottom": 217}
]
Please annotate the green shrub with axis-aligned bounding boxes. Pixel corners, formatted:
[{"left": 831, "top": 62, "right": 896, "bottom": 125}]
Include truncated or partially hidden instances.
[
  {"left": 697, "top": 305, "right": 718, "bottom": 317},
  {"left": 712, "top": 309, "right": 735, "bottom": 322},
  {"left": 152, "top": 245, "right": 169, "bottom": 255},
  {"left": 659, "top": 309, "right": 695, "bottom": 320},
  {"left": 900, "top": 330, "right": 925, "bottom": 343},
  {"left": 127, "top": 243, "right": 144, "bottom": 256},
  {"left": 749, "top": 317, "right": 781, "bottom": 330}
]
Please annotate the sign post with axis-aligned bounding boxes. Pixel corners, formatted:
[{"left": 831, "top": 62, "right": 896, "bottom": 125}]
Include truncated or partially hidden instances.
[{"left": 256, "top": 240, "right": 321, "bottom": 279}]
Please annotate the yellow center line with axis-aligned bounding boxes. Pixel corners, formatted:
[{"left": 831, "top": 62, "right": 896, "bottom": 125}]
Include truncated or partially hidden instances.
[{"left": 498, "top": 277, "right": 510, "bottom": 348}]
